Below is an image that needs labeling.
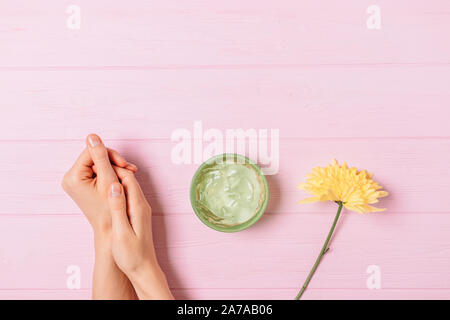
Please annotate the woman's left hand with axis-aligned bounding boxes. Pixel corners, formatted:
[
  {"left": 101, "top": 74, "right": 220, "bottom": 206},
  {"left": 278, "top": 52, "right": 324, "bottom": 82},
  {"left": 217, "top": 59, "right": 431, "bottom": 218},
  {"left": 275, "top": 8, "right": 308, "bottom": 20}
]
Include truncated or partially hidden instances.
[{"left": 62, "top": 134, "right": 137, "bottom": 233}]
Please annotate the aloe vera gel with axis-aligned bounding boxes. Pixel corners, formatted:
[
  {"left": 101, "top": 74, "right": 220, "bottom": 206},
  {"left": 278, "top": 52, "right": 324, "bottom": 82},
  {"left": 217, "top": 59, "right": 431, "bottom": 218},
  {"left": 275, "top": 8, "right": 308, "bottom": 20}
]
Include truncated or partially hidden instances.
[{"left": 191, "top": 154, "right": 268, "bottom": 232}]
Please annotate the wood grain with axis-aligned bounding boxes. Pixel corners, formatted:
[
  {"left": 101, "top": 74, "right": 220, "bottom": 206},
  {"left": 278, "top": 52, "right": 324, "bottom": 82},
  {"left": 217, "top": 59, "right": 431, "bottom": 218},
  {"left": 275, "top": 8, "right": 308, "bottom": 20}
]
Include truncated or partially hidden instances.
[
  {"left": 1, "top": 288, "right": 449, "bottom": 300},
  {"left": 1, "top": 1, "right": 449, "bottom": 67},
  {"left": 0, "top": 139, "right": 448, "bottom": 214},
  {"left": 0, "top": 67, "right": 449, "bottom": 140},
  {"left": 1, "top": 0, "right": 449, "bottom": 299},
  {"left": 1, "top": 214, "right": 449, "bottom": 293}
]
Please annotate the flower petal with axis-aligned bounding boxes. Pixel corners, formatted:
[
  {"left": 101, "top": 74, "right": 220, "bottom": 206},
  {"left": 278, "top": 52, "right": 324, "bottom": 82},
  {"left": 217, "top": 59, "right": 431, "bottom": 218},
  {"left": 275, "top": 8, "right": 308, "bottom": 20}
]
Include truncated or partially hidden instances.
[{"left": 297, "top": 160, "right": 388, "bottom": 213}]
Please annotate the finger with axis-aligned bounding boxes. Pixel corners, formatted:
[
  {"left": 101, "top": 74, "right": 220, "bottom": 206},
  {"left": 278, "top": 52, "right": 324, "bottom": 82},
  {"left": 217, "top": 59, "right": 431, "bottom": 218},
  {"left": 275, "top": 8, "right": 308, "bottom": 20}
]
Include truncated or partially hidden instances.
[
  {"left": 107, "top": 148, "right": 138, "bottom": 172},
  {"left": 112, "top": 166, "right": 148, "bottom": 234},
  {"left": 107, "top": 148, "right": 131, "bottom": 169},
  {"left": 64, "top": 148, "right": 95, "bottom": 182},
  {"left": 92, "top": 164, "right": 137, "bottom": 176},
  {"left": 72, "top": 147, "right": 135, "bottom": 176},
  {"left": 108, "top": 182, "right": 133, "bottom": 236},
  {"left": 113, "top": 167, "right": 146, "bottom": 199},
  {"left": 86, "top": 134, "right": 117, "bottom": 183},
  {"left": 72, "top": 148, "right": 93, "bottom": 171},
  {"left": 125, "top": 162, "right": 138, "bottom": 172}
]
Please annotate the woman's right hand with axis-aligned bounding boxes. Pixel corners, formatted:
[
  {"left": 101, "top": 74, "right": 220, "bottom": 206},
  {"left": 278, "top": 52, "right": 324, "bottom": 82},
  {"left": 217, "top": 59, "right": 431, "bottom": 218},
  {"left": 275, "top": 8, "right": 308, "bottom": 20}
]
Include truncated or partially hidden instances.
[{"left": 107, "top": 168, "right": 173, "bottom": 300}]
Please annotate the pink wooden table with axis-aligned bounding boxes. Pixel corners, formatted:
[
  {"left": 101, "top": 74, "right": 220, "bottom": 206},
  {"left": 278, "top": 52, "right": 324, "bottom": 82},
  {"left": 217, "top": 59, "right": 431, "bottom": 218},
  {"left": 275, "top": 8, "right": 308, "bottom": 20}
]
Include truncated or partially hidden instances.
[{"left": 1, "top": 0, "right": 450, "bottom": 299}]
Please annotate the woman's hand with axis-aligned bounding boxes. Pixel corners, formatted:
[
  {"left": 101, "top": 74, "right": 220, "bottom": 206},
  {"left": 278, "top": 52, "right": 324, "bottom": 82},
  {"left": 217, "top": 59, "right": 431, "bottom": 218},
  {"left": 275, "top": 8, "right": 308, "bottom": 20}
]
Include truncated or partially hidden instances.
[
  {"left": 62, "top": 134, "right": 137, "bottom": 233},
  {"left": 107, "top": 169, "right": 173, "bottom": 300},
  {"left": 62, "top": 134, "right": 138, "bottom": 299}
]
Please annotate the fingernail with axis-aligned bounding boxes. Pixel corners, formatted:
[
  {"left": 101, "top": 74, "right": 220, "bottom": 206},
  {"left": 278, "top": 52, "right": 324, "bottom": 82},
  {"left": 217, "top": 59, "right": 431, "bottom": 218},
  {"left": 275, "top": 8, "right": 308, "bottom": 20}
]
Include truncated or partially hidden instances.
[
  {"left": 88, "top": 135, "right": 101, "bottom": 147},
  {"left": 126, "top": 163, "right": 138, "bottom": 171},
  {"left": 111, "top": 184, "right": 122, "bottom": 197}
]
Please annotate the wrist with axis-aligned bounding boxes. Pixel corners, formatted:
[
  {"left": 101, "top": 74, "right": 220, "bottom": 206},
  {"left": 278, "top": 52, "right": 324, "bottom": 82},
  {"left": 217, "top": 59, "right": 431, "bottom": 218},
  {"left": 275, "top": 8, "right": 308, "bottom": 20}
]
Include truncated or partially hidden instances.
[
  {"left": 94, "top": 231, "right": 112, "bottom": 256},
  {"left": 129, "top": 260, "right": 173, "bottom": 300}
]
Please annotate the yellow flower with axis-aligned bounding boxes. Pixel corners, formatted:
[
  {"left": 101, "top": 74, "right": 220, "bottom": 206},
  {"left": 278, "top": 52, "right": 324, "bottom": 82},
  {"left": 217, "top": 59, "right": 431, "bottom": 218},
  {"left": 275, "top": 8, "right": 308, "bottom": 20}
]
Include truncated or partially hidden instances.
[{"left": 298, "top": 159, "right": 388, "bottom": 213}]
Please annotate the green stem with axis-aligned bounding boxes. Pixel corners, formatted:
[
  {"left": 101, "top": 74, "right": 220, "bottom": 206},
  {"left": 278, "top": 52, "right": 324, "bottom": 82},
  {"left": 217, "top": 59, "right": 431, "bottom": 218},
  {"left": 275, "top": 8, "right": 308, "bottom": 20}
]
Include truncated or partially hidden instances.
[{"left": 295, "top": 201, "right": 344, "bottom": 300}]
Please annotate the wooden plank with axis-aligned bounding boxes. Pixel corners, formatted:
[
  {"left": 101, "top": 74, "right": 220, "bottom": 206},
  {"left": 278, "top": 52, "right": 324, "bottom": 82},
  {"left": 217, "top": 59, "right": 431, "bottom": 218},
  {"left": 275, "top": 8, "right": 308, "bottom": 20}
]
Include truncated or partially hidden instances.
[
  {"left": 0, "top": 67, "right": 449, "bottom": 140},
  {"left": 0, "top": 139, "right": 448, "bottom": 215},
  {"left": 1, "top": 1, "right": 450, "bottom": 66},
  {"left": 175, "top": 288, "right": 450, "bottom": 300},
  {"left": 1, "top": 288, "right": 449, "bottom": 300},
  {"left": 0, "top": 290, "right": 90, "bottom": 300},
  {"left": 0, "top": 214, "right": 449, "bottom": 290}
]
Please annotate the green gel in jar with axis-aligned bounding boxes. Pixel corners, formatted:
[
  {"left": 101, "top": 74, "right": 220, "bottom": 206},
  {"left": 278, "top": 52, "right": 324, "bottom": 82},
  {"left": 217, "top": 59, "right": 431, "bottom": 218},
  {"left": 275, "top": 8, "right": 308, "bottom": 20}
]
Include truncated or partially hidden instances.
[{"left": 190, "top": 154, "right": 268, "bottom": 232}]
